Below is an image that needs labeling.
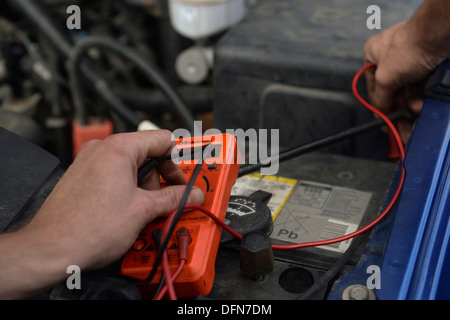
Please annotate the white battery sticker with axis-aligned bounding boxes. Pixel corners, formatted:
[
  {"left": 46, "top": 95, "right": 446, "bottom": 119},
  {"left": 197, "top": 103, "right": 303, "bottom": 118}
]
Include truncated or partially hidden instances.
[
  {"left": 271, "top": 181, "right": 372, "bottom": 253},
  {"left": 231, "top": 173, "right": 297, "bottom": 220}
]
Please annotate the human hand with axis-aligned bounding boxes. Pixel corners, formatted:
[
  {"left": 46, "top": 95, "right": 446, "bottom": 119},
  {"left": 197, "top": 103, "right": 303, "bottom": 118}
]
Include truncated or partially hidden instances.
[
  {"left": 0, "top": 130, "right": 204, "bottom": 298},
  {"left": 36, "top": 130, "right": 205, "bottom": 269},
  {"left": 363, "top": 20, "right": 448, "bottom": 142}
]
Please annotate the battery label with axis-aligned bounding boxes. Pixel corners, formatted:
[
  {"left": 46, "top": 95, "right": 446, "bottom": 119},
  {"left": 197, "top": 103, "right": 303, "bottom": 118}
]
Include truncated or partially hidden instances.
[
  {"left": 271, "top": 181, "right": 372, "bottom": 253},
  {"left": 231, "top": 173, "right": 297, "bottom": 220}
]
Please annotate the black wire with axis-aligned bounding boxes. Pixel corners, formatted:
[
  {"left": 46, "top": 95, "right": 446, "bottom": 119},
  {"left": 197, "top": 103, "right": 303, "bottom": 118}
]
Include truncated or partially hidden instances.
[
  {"left": 92, "top": 79, "right": 144, "bottom": 128},
  {"left": 137, "top": 155, "right": 172, "bottom": 184},
  {"left": 150, "top": 229, "right": 165, "bottom": 300},
  {"left": 11, "top": 0, "right": 72, "bottom": 57},
  {"left": 238, "top": 111, "right": 411, "bottom": 177},
  {"left": 68, "top": 36, "right": 195, "bottom": 131},
  {"left": 137, "top": 144, "right": 210, "bottom": 184},
  {"left": 67, "top": 39, "right": 142, "bottom": 127},
  {"left": 152, "top": 273, "right": 166, "bottom": 300}
]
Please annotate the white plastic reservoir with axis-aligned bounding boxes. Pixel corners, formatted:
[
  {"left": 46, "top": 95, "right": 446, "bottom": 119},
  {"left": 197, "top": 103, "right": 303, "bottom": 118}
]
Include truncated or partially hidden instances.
[{"left": 168, "top": 0, "right": 248, "bottom": 39}]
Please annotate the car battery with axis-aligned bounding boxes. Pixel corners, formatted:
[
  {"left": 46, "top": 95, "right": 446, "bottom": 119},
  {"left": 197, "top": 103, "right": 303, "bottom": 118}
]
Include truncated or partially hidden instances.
[
  {"left": 213, "top": 0, "right": 421, "bottom": 158},
  {"left": 208, "top": 151, "right": 396, "bottom": 299}
]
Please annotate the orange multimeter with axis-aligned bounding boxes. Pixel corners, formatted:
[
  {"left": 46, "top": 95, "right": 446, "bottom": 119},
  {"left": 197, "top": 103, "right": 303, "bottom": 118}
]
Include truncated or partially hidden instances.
[{"left": 120, "top": 133, "right": 240, "bottom": 298}]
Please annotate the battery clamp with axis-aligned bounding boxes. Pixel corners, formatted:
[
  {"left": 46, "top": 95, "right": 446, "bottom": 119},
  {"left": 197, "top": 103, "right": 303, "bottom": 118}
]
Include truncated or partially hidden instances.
[{"left": 120, "top": 133, "right": 241, "bottom": 298}]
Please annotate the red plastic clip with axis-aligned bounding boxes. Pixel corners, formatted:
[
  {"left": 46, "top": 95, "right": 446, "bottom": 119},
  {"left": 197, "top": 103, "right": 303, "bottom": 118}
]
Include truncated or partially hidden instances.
[{"left": 72, "top": 118, "right": 114, "bottom": 157}]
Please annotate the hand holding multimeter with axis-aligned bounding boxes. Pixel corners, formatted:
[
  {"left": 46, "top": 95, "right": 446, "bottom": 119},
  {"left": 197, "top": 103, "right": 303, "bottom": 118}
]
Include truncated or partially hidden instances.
[
  {"left": 0, "top": 130, "right": 209, "bottom": 299},
  {"left": 121, "top": 133, "right": 240, "bottom": 299}
]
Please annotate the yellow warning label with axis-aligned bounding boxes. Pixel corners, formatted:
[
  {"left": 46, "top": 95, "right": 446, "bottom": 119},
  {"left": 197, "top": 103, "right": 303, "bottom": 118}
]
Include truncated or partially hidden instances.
[{"left": 231, "top": 173, "right": 297, "bottom": 220}]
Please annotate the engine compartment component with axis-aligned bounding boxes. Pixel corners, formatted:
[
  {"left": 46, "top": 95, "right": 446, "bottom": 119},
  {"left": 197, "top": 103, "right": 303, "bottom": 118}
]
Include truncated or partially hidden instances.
[
  {"left": 220, "top": 191, "right": 273, "bottom": 244},
  {"left": 168, "top": 0, "right": 249, "bottom": 40},
  {"left": 208, "top": 150, "right": 396, "bottom": 300},
  {"left": 0, "top": 128, "right": 62, "bottom": 233},
  {"left": 239, "top": 230, "right": 274, "bottom": 280},
  {"left": 0, "top": 0, "right": 448, "bottom": 303}
]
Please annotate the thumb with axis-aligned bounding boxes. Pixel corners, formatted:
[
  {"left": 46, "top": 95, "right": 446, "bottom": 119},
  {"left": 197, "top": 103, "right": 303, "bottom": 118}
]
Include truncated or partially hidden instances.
[{"left": 137, "top": 185, "right": 205, "bottom": 223}]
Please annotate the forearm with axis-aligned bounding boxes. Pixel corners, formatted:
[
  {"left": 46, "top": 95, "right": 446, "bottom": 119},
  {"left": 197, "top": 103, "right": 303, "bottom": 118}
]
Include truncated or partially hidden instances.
[{"left": 0, "top": 228, "right": 69, "bottom": 299}]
